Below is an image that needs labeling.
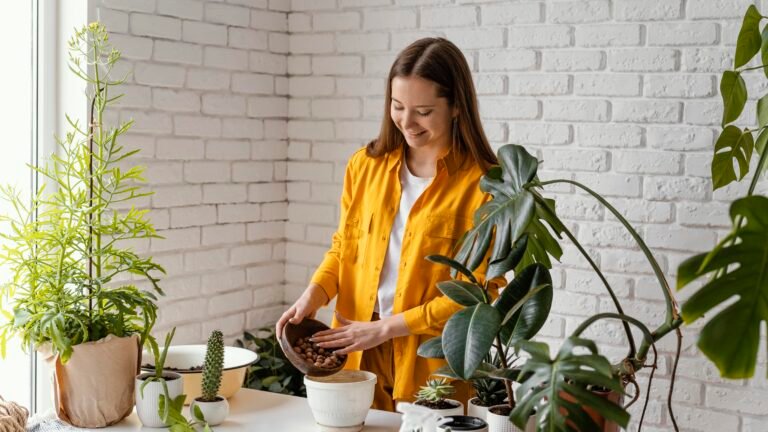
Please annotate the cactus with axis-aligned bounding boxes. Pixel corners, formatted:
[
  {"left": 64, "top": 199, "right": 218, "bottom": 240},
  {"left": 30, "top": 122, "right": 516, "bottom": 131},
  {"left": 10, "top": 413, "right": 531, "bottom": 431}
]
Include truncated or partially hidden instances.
[
  {"left": 201, "top": 330, "right": 225, "bottom": 402},
  {"left": 415, "top": 378, "right": 455, "bottom": 404}
]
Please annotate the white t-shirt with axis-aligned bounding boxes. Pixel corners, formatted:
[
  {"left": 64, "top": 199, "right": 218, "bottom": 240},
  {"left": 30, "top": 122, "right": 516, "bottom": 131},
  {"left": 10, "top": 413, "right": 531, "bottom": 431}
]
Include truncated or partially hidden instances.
[{"left": 374, "top": 162, "right": 433, "bottom": 317}]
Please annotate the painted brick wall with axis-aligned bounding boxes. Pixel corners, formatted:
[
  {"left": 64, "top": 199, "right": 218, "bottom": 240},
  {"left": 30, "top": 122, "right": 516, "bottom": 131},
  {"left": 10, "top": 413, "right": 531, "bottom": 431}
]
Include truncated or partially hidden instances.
[
  {"left": 284, "top": 0, "right": 768, "bottom": 430},
  {"left": 95, "top": 0, "right": 291, "bottom": 345}
]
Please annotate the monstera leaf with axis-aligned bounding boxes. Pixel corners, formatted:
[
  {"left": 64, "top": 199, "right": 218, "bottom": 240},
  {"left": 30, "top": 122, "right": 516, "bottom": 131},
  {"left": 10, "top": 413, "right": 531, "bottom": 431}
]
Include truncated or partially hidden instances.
[
  {"left": 511, "top": 338, "right": 629, "bottom": 432},
  {"left": 453, "top": 145, "right": 562, "bottom": 280},
  {"left": 494, "top": 263, "right": 553, "bottom": 345},
  {"left": 712, "top": 125, "right": 754, "bottom": 190},
  {"left": 678, "top": 195, "right": 768, "bottom": 378}
]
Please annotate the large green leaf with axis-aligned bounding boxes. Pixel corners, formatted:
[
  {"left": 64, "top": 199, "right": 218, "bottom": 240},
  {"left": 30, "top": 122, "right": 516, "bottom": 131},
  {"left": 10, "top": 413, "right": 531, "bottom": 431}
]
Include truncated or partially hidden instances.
[
  {"left": 417, "top": 336, "right": 445, "bottom": 358},
  {"left": 677, "top": 196, "right": 768, "bottom": 379},
  {"left": 712, "top": 125, "right": 754, "bottom": 190},
  {"left": 442, "top": 303, "right": 502, "bottom": 380},
  {"left": 761, "top": 26, "right": 768, "bottom": 78},
  {"left": 720, "top": 71, "right": 748, "bottom": 127},
  {"left": 437, "top": 280, "right": 485, "bottom": 306},
  {"left": 759, "top": 94, "right": 768, "bottom": 127},
  {"left": 453, "top": 145, "right": 561, "bottom": 279},
  {"left": 735, "top": 5, "right": 763, "bottom": 68},
  {"left": 494, "top": 264, "right": 553, "bottom": 344},
  {"left": 511, "top": 338, "right": 629, "bottom": 432}
]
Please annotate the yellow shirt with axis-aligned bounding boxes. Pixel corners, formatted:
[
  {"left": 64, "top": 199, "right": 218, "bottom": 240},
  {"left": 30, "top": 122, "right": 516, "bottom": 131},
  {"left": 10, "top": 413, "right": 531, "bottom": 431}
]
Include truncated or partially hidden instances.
[{"left": 311, "top": 145, "right": 496, "bottom": 400}]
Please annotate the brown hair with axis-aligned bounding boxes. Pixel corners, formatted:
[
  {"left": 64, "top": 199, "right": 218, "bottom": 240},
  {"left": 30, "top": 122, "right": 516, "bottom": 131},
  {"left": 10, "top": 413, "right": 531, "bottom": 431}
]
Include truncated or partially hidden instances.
[{"left": 366, "top": 37, "right": 497, "bottom": 172}]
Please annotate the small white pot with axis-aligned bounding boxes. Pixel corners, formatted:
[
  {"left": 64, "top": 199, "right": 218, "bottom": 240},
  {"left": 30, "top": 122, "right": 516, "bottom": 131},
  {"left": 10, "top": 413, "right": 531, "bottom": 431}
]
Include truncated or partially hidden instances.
[
  {"left": 414, "top": 399, "right": 464, "bottom": 417},
  {"left": 135, "top": 372, "right": 183, "bottom": 428},
  {"left": 304, "top": 370, "right": 377, "bottom": 432},
  {"left": 190, "top": 396, "right": 229, "bottom": 426},
  {"left": 467, "top": 397, "right": 490, "bottom": 420},
  {"left": 486, "top": 405, "right": 524, "bottom": 432},
  {"left": 438, "top": 415, "right": 488, "bottom": 432}
]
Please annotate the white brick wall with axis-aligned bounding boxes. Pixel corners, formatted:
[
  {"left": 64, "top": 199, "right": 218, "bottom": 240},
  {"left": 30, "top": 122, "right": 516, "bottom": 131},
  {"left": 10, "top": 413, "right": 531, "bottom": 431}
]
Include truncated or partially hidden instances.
[
  {"left": 283, "top": 0, "right": 767, "bottom": 430},
  {"left": 93, "top": 0, "right": 768, "bottom": 429},
  {"left": 96, "top": 0, "right": 288, "bottom": 345}
]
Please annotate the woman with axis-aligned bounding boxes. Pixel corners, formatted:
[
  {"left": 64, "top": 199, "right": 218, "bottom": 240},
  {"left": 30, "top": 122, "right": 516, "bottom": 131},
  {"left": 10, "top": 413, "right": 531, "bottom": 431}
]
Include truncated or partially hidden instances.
[{"left": 276, "top": 37, "right": 499, "bottom": 411}]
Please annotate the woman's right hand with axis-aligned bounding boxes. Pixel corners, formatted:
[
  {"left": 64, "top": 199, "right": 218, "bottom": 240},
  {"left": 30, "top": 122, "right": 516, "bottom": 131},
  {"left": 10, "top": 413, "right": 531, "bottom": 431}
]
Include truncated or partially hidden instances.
[{"left": 276, "top": 283, "right": 330, "bottom": 340}]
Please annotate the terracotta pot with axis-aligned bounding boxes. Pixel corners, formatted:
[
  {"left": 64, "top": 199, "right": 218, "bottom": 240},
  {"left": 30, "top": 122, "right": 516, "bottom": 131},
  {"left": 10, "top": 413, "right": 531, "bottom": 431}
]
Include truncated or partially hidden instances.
[{"left": 39, "top": 334, "right": 140, "bottom": 428}]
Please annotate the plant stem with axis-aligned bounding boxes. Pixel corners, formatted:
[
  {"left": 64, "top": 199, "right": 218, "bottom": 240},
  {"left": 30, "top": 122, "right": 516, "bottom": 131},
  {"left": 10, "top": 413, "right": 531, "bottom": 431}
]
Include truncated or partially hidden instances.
[
  {"left": 531, "top": 191, "right": 637, "bottom": 357},
  {"left": 494, "top": 335, "right": 515, "bottom": 409}
]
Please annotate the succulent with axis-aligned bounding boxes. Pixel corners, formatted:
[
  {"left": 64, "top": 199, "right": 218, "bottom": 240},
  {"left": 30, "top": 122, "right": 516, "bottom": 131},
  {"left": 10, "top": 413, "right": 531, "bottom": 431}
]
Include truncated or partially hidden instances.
[
  {"left": 472, "top": 378, "right": 507, "bottom": 406},
  {"left": 200, "top": 330, "right": 225, "bottom": 402},
  {"left": 415, "top": 378, "right": 455, "bottom": 403}
]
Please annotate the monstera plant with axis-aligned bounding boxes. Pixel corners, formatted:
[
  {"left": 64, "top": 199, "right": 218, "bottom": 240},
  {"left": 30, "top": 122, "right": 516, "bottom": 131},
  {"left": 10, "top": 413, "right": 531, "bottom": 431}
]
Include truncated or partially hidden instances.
[{"left": 418, "top": 5, "right": 768, "bottom": 431}]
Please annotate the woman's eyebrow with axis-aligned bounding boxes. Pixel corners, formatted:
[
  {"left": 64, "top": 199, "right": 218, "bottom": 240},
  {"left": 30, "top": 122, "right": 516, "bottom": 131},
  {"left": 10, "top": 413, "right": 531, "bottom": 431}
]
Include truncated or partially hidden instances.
[{"left": 391, "top": 97, "right": 435, "bottom": 108}]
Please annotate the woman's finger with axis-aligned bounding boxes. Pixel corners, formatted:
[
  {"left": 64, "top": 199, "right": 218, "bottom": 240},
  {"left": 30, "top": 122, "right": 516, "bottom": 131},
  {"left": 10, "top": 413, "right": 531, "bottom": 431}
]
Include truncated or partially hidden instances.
[
  {"left": 312, "top": 328, "right": 347, "bottom": 342},
  {"left": 316, "top": 336, "right": 354, "bottom": 349}
]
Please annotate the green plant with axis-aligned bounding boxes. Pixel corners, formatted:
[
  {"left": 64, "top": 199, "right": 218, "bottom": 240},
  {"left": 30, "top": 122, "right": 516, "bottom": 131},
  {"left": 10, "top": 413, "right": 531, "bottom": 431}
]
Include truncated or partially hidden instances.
[
  {"left": 140, "top": 327, "right": 176, "bottom": 422},
  {"left": 415, "top": 378, "right": 455, "bottom": 404},
  {"left": 472, "top": 377, "right": 507, "bottom": 407},
  {"left": 235, "top": 327, "right": 306, "bottom": 397},
  {"left": 158, "top": 393, "right": 213, "bottom": 432},
  {"left": 419, "top": 6, "right": 768, "bottom": 430},
  {"left": 200, "top": 330, "right": 224, "bottom": 402},
  {"left": 0, "top": 22, "right": 164, "bottom": 363}
]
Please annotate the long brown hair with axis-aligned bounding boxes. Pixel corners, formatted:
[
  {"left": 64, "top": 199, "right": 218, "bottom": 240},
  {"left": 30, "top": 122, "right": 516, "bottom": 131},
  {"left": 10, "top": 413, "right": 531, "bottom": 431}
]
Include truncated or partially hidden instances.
[{"left": 366, "top": 37, "right": 497, "bottom": 172}]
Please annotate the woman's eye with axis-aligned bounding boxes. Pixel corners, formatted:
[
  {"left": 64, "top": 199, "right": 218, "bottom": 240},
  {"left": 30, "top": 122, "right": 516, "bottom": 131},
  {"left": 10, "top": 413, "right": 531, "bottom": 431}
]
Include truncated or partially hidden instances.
[
  {"left": 417, "top": 111, "right": 432, "bottom": 116},
  {"left": 393, "top": 105, "right": 404, "bottom": 111}
]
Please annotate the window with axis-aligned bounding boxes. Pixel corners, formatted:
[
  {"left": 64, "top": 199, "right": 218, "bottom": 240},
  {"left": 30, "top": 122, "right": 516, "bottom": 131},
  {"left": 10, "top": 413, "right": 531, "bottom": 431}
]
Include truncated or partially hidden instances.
[{"left": 0, "top": 0, "right": 35, "bottom": 409}]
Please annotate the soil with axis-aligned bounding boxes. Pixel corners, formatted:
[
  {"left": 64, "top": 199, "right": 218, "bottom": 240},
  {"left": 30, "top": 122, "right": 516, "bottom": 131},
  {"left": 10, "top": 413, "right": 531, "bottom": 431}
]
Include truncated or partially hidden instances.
[
  {"left": 469, "top": 397, "right": 493, "bottom": 407},
  {"left": 142, "top": 363, "right": 203, "bottom": 371},
  {"left": 488, "top": 405, "right": 513, "bottom": 416},
  {"left": 414, "top": 399, "right": 460, "bottom": 410}
]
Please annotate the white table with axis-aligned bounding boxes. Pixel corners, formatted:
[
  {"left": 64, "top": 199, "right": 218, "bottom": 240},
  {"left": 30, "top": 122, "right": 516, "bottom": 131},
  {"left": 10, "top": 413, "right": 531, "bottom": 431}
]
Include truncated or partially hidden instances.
[{"left": 108, "top": 388, "right": 402, "bottom": 431}]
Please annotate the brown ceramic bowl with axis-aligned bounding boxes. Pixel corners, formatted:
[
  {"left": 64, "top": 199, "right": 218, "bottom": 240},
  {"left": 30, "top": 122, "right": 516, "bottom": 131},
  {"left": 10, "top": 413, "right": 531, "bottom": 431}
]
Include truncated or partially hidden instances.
[{"left": 279, "top": 317, "right": 347, "bottom": 377}]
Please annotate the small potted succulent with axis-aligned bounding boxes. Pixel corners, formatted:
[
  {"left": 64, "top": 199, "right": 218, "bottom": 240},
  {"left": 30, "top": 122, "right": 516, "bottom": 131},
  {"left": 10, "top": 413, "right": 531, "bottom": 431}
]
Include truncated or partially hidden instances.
[
  {"left": 468, "top": 377, "right": 507, "bottom": 420},
  {"left": 190, "top": 330, "right": 228, "bottom": 426},
  {"left": 136, "top": 328, "right": 182, "bottom": 428},
  {"left": 413, "top": 378, "right": 464, "bottom": 417}
]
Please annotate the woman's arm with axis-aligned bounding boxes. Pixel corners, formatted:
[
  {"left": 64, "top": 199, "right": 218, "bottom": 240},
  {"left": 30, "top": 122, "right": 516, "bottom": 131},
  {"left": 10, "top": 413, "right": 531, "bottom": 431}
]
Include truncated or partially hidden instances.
[{"left": 276, "top": 282, "right": 330, "bottom": 339}]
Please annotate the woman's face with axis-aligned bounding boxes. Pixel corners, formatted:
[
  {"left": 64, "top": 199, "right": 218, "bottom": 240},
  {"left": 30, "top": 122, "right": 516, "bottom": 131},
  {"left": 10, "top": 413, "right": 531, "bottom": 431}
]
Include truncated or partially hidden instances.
[{"left": 390, "top": 75, "right": 455, "bottom": 151}]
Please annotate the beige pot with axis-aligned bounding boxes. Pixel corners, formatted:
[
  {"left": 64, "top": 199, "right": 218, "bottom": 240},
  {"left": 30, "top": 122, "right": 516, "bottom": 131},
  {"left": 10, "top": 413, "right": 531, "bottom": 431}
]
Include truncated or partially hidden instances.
[{"left": 39, "top": 334, "right": 140, "bottom": 428}]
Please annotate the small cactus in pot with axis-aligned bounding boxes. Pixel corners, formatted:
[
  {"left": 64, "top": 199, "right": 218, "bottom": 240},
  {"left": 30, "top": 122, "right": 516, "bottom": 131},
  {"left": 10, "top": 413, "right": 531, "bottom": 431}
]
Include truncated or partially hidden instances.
[{"left": 190, "top": 330, "right": 229, "bottom": 426}]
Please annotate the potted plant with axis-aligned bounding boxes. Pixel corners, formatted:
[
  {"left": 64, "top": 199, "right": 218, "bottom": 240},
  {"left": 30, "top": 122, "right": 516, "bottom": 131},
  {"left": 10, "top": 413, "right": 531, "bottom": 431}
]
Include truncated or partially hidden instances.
[
  {"left": 190, "top": 330, "right": 229, "bottom": 426},
  {"left": 0, "top": 22, "right": 164, "bottom": 428},
  {"left": 159, "top": 393, "right": 213, "bottom": 432},
  {"left": 419, "top": 5, "right": 768, "bottom": 431},
  {"left": 413, "top": 377, "right": 464, "bottom": 417},
  {"left": 236, "top": 327, "right": 306, "bottom": 397},
  {"left": 136, "top": 328, "right": 182, "bottom": 428},
  {"left": 468, "top": 377, "right": 507, "bottom": 420}
]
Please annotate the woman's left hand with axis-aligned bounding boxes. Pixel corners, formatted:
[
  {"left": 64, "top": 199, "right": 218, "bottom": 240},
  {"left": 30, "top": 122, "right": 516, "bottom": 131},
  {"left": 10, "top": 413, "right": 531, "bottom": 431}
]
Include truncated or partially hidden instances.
[{"left": 311, "top": 312, "right": 409, "bottom": 355}]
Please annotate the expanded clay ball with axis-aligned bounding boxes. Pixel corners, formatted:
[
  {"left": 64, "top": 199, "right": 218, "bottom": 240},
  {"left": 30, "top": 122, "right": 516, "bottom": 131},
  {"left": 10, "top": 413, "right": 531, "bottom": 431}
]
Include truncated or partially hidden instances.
[{"left": 293, "top": 336, "right": 346, "bottom": 369}]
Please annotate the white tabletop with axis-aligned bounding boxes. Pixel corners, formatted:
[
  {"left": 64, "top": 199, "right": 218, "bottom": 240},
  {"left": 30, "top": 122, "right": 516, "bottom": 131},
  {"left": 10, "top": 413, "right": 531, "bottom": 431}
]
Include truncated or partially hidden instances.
[{"left": 107, "top": 388, "right": 402, "bottom": 431}]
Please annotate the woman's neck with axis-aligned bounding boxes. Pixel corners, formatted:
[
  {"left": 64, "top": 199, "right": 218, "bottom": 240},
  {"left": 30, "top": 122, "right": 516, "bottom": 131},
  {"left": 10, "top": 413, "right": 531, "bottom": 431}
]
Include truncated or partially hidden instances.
[{"left": 405, "top": 142, "right": 450, "bottom": 178}]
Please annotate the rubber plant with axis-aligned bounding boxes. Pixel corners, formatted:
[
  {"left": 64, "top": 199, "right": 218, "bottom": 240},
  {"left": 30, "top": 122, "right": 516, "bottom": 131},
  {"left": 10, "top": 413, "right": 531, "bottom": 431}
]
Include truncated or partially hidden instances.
[
  {"left": 0, "top": 22, "right": 165, "bottom": 363},
  {"left": 418, "top": 5, "right": 768, "bottom": 431}
]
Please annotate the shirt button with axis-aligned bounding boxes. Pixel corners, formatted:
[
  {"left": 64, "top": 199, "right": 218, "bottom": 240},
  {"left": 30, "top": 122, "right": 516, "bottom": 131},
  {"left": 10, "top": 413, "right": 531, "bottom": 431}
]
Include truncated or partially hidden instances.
[
  {"left": 381, "top": 235, "right": 386, "bottom": 241},
  {"left": 375, "top": 266, "right": 380, "bottom": 271}
]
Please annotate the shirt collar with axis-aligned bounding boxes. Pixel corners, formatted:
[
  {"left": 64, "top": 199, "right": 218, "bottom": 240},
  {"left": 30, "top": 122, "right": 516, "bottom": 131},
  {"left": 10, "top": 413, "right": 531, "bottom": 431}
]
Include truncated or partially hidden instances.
[{"left": 386, "top": 145, "right": 468, "bottom": 176}]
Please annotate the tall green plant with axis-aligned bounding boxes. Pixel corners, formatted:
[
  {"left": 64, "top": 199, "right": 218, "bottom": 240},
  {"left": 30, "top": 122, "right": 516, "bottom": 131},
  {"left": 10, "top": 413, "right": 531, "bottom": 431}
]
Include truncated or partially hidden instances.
[
  {"left": 200, "top": 330, "right": 224, "bottom": 402},
  {"left": 0, "top": 22, "right": 164, "bottom": 363}
]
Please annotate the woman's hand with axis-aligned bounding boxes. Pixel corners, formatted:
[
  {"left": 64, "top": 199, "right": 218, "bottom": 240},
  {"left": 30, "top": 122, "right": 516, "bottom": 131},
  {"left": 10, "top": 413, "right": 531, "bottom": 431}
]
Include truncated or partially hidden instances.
[
  {"left": 276, "top": 283, "right": 329, "bottom": 340},
  {"left": 310, "top": 312, "right": 410, "bottom": 355}
]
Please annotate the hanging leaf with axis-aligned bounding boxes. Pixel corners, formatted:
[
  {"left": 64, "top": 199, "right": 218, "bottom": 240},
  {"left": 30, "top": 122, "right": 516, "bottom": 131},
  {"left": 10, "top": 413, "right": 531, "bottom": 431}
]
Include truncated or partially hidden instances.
[
  {"left": 761, "top": 26, "right": 768, "bottom": 78},
  {"left": 442, "top": 303, "right": 502, "bottom": 380},
  {"left": 712, "top": 126, "right": 754, "bottom": 190},
  {"left": 486, "top": 234, "right": 527, "bottom": 281},
  {"left": 437, "top": 280, "right": 485, "bottom": 306},
  {"left": 720, "top": 71, "right": 748, "bottom": 127},
  {"left": 494, "top": 264, "right": 553, "bottom": 344},
  {"left": 735, "top": 5, "right": 763, "bottom": 68},
  {"left": 417, "top": 336, "right": 445, "bottom": 358},
  {"left": 426, "top": 254, "right": 480, "bottom": 284},
  {"left": 678, "top": 196, "right": 768, "bottom": 379},
  {"left": 759, "top": 94, "right": 768, "bottom": 127}
]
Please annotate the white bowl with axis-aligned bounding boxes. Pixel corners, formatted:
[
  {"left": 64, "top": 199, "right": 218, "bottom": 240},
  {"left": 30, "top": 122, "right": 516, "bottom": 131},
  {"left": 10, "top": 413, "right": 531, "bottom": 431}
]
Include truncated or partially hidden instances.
[
  {"left": 141, "top": 345, "right": 258, "bottom": 404},
  {"left": 304, "top": 370, "right": 377, "bottom": 432}
]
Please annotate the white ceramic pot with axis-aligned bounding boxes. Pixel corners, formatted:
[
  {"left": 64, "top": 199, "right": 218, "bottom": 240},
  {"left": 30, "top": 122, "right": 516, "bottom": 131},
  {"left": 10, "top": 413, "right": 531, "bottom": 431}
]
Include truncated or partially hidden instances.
[
  {"left": 415, "top": 399, "right": 464, "bottom": 417},
  {"left": 190, "top": 396, "right": 229, "bottom": 426},
  {"left": 135, "top": 372, "right": 183, "bottom": 428},
  {"left": 438, "top": 415, "right": 489, "bottom": 432},
  {"left": 486, "top": 405, "right": 523, "bottom": 432},
  {"left": 467, "top": 397, "right": 490, "bottom": 420},
  {"left": 304, "top": 370, "right": 377, "bottom": 432}
]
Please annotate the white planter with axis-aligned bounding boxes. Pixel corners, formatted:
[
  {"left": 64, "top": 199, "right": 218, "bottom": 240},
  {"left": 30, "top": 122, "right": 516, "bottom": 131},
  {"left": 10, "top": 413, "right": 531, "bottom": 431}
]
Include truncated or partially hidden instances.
[
  {"left": 467, "top": 397, "right": 490, "bottom": 420},
  {"left": 135, "top": 372, "right": 183, "bottom": 428},
  {"left": 486, "top": 405, "right": 525, "bottom": 432},
  {"left": 414, "top": 399, "right": 464, "bottom": 417},
  {"left": 438, "top": 415, "right": 488, "bottom": 432},
  {"left": 190, "top": 396, "right": 229, "bottom": 426},
  {"left": 304, "top": 370, "right": 377, "bottom": 432}
]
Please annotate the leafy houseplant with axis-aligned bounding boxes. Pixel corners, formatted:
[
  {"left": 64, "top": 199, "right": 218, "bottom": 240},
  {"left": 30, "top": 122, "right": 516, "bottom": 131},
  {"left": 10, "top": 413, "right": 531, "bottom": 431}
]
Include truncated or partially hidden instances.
[
  {"left": 189, "top": 330, "right": 229, "bottom": 426},
  {"left": 235, "top": 327, "right": 306, "bottom": 397},
  {"left": 136, "top": 328, "right": 183, "bottom": 428},
  {"left": 159, "top": 394, "right": 213, "bottom": 432},
  {"left": 0, "top": 22, "right": 164, "bottom": 428},
  {"left": 414, "top": 377, "right": 463, "bottom": 415},
  {"left": 418, "top": 5, "right": 767, "bottom": 431}
]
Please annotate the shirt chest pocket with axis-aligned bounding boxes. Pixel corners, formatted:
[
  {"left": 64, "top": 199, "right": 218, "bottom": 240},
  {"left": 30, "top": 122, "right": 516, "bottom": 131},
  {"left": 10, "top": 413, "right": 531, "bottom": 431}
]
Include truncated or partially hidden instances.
[
  {"left": 341, "top": 213, "right": 373, "bottom": 264},
  {"left": 425, "top": 214, "right": 474, "bottom": 254}
]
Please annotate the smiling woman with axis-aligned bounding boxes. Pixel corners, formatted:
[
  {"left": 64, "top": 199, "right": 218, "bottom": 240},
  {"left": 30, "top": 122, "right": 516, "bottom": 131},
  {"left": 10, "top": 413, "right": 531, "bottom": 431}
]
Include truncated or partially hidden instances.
[{"left": 0, "top": 1, "right": 34, "bottom": 409}]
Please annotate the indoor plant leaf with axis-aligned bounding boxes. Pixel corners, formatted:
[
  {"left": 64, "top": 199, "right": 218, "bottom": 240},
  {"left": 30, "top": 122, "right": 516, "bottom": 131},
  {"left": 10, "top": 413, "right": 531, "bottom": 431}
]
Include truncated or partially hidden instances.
[
  {"left": 417, "top": 336, "right": 445, "bottom": 359},
  {"left": 761, "top": 25, "right": 768, "bottom": 78},
  {"left": 735, "top": 5, "right": 763, "bottom": 68},
  {"left": 442, "top": 303, "right": 502, "bottom": 380},
  {"left": 712, "top": 125, "right": 754, "bottom": 190},
  {"left": 758, "top": 94, "right": 768, "bottom": 127},
  {"left": 720, "top": 71, "right": 748, "bottom": 126},
  {"left": 436, "top": 280, "right": 485, "bottom": 306},
  {"left": 677, "top": 195, "right": 768, "bottom": 379},
  {"left": 493, "top": 263, "right": 553, "bottom": 344},
  {"left": 511, "top": 338, "right": 629, "bottom": 431}
]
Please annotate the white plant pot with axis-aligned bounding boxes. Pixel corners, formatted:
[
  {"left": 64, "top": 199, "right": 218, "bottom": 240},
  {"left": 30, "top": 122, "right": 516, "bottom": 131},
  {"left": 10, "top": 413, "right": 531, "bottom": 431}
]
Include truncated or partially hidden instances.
[
  {"left": 467, "top": 397, "right": 490, "bottom": 420},
  {"left": 304, "top": 370, "right": 377, "bottom": 432},
  {"left": 486, "top": 405, "right": 525, "bottom": 432},
  {"left": 438, "top": 415, "right": 488, "bottom": 432},
  {"left": 414, "top": 399, "right": 464, "bottom": 417},
  {"left": 190, "top": 396, "right": 229, "bottom": 426},
  {"left": 135, "top": 372, "right": 183, "bottom": 428}
]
